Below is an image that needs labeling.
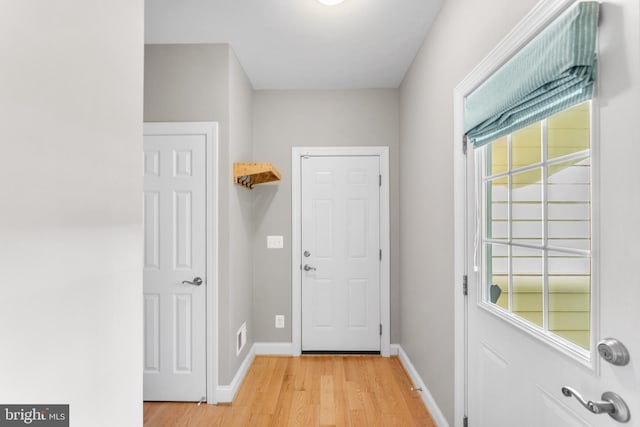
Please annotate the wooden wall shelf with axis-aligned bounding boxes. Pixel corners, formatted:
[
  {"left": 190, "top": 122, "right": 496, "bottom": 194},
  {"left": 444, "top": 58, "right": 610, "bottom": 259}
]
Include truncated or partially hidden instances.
[{"left": 233, "top": 162, "right": 282, "bottom": 189}]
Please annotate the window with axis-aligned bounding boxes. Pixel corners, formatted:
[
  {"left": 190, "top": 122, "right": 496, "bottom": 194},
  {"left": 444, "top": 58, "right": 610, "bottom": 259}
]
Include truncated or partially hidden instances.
[{"left": 477, "top": 101, "right": 591, "bottom": 351}]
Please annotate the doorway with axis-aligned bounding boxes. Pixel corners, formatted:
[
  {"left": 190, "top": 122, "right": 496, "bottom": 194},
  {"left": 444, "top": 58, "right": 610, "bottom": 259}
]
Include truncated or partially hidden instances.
[
  {"left": 291, "top": 147, "right": 391, "bottom": 356},
  {"left": 143, "top": 122, "right": 219, "bottom": 403}
]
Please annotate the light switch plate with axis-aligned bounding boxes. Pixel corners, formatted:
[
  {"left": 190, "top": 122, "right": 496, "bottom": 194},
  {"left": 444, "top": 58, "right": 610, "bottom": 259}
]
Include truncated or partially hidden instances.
[
  {"left": 275, "top": 315, "right": 285, "bottom": 328},
  {"left": 267, "top": 235, "right": 284, "bottom": 249}
]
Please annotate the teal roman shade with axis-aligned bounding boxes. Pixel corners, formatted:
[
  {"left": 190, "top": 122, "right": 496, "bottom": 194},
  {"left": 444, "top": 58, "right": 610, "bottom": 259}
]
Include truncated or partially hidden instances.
[{"left": 464, "top": 2, "right": 599, "bottom": 147}]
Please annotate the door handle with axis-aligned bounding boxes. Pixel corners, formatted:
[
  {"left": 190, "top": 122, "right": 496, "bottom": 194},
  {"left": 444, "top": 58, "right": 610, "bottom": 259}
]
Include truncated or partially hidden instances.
[
  {"left": 561, "top": 386, "right": 630, "bottom": 423},
  {"left": 303, "top": 264, "right": 316, "bottom": 272},
  {"left": 182, "top": 277, "right": 203, "bottom": 286}
]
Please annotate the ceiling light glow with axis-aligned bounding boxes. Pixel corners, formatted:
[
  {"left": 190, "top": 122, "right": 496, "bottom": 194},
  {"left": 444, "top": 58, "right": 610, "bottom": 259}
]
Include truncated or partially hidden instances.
[{"left": 317, "top": 0, "right": 345, "bottom": 6}]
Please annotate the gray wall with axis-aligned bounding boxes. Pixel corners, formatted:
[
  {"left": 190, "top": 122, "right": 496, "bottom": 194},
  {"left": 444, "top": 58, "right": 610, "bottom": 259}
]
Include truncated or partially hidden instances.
[
  {"left": 144, "top": 44, "right": 255, "bottom": 385},
  {"left": 0, "top": 1, "right": 144, "bottom": 425},
  {"left": 226, "top": 48, "right": 255, "bottom": 381},
  {"left": 144, "top": 45, "right": 230, "bottom": 123},
  {"left": 252, "top": 90, "right": 401, "bottom": 343},
  {"left": 398, "top": 0, "right": 539, "bottom": 424}
]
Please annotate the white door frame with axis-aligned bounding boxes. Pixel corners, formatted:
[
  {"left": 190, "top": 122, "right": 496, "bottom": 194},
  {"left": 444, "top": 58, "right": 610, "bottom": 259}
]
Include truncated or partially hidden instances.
[
  {"left": 292, "top": 146, "right": 390, "bottom": 357},
  {"left": 143, "top": 122, "right": 219, "bottom": 404},
  {"left": 453, "top": 0, "right": 579, "bottom": 425}
]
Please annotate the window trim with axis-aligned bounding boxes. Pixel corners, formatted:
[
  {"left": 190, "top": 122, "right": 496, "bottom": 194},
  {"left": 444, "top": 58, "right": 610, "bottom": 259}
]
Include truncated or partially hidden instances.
[{"left": 475, "top": 101, "right": 599, "bottom": 369}]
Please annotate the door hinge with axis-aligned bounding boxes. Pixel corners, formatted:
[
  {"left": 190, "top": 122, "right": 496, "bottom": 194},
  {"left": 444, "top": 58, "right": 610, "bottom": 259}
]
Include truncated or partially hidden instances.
[
  {"left": 463, "top": 415, "right": 468, "bottom": 427},
  {"left": 379, "top": 324, "right": 382, "bottom": 336},
  {"left": 379, "top": 174, "right": 382, "bottom": 187},
  {"left": 379, "top": 249, "right": 382, "bottom": 261},
  {"left": 462, "top": 274, "right": 468, "bottom": 296},
  {"left": 462, "top": 135, "right": 468, "bottom": 155}
]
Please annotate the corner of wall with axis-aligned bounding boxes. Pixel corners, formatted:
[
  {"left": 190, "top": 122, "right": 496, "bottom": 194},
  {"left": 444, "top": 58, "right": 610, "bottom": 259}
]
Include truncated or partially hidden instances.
[{"left": 224, "top": 44, "right": 256, "bottom": 385}]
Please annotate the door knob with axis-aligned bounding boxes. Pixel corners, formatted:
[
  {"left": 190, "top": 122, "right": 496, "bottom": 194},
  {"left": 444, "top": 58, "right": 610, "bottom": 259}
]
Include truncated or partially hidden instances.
[
  {"left": 182, "top": 277, "right": 203, "bottom": 286},
  {"left": 561, "top": 386, "right": 630, "bottom": 423},
  {"left": 303, "top": 264, "right": 316, "bottom": 272}
]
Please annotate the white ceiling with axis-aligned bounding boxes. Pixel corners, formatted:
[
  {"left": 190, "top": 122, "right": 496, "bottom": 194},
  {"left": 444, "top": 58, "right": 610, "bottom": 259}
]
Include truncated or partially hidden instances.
[{"left": 145, "top": 0, "right": 444, "bottom": 90}]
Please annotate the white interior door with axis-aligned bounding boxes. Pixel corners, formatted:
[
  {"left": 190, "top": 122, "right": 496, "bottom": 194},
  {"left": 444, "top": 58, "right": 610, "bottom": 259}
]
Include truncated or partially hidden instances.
[
  {"left": 143, "top": 131, "right": 207, "bottom": 401},
  {"left": 301, "top": 155, "right": 381, "bottom": 351},
  {"left": 462, "top": 1, "right": 640, "bottom": 422}
]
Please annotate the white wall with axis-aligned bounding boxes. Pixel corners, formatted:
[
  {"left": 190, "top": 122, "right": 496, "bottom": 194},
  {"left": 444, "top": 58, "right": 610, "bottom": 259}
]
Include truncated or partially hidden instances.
[
  {"left": 399, "top": 0, "right": 538, "bottom": 423},
  {"left": 252, "top": 90, "right": 401, "bottom": 344},
  {"left": 0, "top": 1, "right": 144, "bottom": 426}
]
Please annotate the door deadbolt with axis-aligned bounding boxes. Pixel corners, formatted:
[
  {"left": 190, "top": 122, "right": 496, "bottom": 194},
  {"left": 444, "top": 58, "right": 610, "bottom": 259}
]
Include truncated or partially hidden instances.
[
  {"left": 597, "top": 338, "right": 630, "bottom": 366},
  {"left": 303, "top": 251, "right": 311, "bottom": 257}
]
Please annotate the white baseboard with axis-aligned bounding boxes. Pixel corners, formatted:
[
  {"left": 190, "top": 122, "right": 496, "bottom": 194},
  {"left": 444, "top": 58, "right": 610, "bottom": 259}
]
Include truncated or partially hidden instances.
[
  {"left": 254, "top": 342, "right": 294, "bottom": 355},
  {"left": 396, "top": 345, "right": 449, "bottom": 427},
  {"left": 216, "top": 343, "right": 256, "bottom": 403},
  {"left": 389, "top": 343, "right": 400, "bottom": 356}
]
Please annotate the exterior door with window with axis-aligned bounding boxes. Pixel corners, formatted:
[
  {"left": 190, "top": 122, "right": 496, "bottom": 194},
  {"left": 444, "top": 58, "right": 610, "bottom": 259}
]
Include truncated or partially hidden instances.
[
  {"left": 466, "top": 103, "right": 613, "bottom": 426},
  {"left": 461, "top": 1, "right": 640, "bottom": 425}
]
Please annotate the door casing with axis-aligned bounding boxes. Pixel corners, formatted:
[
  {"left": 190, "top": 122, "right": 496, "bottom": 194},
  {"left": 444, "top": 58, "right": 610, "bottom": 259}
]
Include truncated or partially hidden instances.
[
  {"left": 143, "top": 122, "right": 219, "bottom": 404},
  {"left": 292, "top": 146, "right": 391, "bottom": 357}
]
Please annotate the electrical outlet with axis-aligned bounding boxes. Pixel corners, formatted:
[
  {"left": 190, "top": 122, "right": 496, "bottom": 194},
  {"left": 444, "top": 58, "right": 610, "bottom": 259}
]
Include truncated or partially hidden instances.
[{"left": 275, "top": 315, "right": 285, "bottom": 329}]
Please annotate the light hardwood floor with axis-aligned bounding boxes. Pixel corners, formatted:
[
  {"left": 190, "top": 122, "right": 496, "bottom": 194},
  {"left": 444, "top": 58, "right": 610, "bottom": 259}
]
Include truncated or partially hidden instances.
[{"left": 144, "top": 355, "right": 436, "bottom": 426}]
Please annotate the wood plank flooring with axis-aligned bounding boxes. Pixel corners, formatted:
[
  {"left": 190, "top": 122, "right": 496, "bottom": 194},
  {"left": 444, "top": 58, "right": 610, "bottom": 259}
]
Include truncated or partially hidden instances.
[{"left": 144, "top": 355, "right": 436, "bottom": 427}]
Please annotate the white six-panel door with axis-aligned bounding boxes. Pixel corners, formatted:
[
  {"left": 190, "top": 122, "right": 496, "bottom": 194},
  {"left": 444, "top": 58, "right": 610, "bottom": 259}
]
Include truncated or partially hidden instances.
[
  {"left": 143, "top": 133, "right": 207, "bottom": 401},
  {"left": 301, "top": 156, "right": 381, "bottom": 351}
]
